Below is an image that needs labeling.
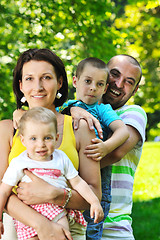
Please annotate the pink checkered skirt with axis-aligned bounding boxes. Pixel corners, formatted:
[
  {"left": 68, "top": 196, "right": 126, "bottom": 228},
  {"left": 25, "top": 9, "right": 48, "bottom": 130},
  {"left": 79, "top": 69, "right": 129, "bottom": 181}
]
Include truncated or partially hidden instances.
[{"left": 14, "top": 203, "right": 86, "bottom": 239}]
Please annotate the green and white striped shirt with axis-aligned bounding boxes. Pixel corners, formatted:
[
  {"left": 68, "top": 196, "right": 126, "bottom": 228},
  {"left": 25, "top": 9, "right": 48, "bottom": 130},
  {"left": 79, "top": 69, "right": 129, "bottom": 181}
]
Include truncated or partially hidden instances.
[{"left": 102, "top": 105, "right": 147, "bottom": 240}]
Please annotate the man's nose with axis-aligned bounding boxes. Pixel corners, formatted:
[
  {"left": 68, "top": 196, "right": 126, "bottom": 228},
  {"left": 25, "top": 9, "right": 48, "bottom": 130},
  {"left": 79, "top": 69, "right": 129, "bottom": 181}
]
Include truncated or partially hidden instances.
[{"left": 115, "top": 77, "right": 124, "bottom": 88}]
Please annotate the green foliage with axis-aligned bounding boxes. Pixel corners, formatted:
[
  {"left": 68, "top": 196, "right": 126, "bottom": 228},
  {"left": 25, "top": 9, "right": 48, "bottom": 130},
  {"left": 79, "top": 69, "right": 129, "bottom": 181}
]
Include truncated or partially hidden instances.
[
  {"left": 132, "top": 142, "right": 160, "bottom": 239},
  {"left": 112, "top": 0, "right": 160, "bottom": 140},
  {"left": 0, "top": 0, "right": 159, "bottom": 139}
]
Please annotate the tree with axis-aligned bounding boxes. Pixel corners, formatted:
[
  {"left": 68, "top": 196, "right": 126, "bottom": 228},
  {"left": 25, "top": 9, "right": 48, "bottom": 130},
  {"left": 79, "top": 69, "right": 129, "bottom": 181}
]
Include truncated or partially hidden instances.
[
  {"left": 0, "top": 0, "right": 159, "bottom": 139},
  {"left": 111, "top": 0, "right": 160, "bottom": 140}
]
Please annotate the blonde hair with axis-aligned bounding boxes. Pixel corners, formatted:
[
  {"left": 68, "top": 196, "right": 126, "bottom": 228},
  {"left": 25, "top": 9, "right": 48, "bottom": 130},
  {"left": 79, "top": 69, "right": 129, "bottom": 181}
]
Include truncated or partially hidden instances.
[{"left": 18, "top": 107, "right": 57, "bottom": 135}]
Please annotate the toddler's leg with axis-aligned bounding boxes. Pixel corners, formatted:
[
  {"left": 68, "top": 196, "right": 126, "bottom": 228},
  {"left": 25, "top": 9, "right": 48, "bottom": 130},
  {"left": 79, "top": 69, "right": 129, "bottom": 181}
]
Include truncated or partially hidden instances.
[{"left": 57, "top": 215, "right": 69, "bottom": 231}]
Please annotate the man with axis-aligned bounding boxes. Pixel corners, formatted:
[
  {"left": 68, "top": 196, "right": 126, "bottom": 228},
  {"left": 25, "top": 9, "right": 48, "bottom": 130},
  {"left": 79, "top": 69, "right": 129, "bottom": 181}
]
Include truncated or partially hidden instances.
[
  {"left": 100, "top": 55, "right": 147, "bottom": 239},
  {"left": 73, "top": 54, "right": 147, "bottom": 239}
]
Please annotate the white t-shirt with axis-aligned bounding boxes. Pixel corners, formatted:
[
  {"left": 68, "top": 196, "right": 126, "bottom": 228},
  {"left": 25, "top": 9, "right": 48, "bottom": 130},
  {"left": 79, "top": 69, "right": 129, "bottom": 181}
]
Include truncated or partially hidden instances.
[{"left": 2, "top": 149, "right": 78, "bottom": 189}]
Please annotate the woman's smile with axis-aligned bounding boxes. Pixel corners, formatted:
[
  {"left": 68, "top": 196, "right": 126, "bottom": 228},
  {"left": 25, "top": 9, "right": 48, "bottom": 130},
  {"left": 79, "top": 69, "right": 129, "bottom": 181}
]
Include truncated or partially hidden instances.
[{"left": 20, "top": 60, "right": 61, "bottom": 110}]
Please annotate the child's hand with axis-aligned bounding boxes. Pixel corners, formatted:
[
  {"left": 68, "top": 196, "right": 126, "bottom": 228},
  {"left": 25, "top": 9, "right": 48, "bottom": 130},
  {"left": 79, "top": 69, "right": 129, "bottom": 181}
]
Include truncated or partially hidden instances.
[
  {"left": 71, "top": 107, "right": 103, "bottom": 139},
  {"left": 13, "top": 109, "right": 26, "bottom": 129},
  {"left": 90, "top": 201, "right": 104, "bottom": 223},
  {"left": 0, "top": 221, "right": 4, "bottom": 239},
  {"left": 84, "top": 138, "right": 108, "bottom": 161}
]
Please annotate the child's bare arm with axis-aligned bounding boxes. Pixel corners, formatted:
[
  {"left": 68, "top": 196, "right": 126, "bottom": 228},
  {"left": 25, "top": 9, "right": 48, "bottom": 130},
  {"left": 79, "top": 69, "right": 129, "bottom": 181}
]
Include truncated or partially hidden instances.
[
  {"left": 69, "top": 175, "right": 104, "bottom": 223},
  {"left": 84, "top": 120, "right": 129, "bottom": 161}
]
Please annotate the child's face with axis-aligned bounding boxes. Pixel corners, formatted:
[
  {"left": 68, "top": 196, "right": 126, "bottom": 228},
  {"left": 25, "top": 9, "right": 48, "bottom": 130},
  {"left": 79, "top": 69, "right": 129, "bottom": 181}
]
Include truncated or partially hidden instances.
[
  {"left": 20, "top": 120, "right": 58, "bottom": 161},
  {"left": 73, "top": 63, "right": 108, "bottom": 105}
]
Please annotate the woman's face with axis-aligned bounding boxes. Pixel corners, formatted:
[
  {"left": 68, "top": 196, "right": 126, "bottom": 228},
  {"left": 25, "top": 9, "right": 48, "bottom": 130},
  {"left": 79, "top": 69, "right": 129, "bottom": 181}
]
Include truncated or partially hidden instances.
[{"left": 20, "top": 60, "right": 62, "bottom": 110}]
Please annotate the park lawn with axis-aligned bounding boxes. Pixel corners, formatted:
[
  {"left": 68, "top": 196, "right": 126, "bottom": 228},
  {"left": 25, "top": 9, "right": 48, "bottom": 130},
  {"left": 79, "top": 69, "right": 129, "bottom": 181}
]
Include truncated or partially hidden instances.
[{"left": 132, "top": 142, "right": 160, "bottom": 239}]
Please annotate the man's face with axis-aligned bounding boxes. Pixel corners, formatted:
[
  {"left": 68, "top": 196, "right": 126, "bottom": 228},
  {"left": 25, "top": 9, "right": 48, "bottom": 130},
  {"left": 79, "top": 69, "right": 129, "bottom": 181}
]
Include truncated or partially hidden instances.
[{"left": 103, "top": 56, "right": 141, "bottom": 109}]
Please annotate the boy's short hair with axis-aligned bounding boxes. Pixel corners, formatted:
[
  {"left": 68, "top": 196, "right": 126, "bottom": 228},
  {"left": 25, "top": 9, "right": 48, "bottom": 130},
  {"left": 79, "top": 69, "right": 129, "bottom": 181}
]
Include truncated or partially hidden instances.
[
  {"left": 18, "top": 107, "right": 57, "bottom": 135},
  {"left": 76, "top": 57, "right": 109, "bottom": 79}
]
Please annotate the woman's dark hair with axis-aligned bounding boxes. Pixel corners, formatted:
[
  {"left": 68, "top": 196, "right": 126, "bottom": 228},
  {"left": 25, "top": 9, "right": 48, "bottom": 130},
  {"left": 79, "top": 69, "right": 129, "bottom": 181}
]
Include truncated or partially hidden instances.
[{"left": 13, "top": 48, "right": 68, "bottom": 108}]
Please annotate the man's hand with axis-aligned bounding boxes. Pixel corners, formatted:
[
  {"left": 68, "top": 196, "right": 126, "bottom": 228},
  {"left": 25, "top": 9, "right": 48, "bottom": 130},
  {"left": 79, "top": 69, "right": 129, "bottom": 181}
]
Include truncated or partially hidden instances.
[{"left": 71, "top": 107, "right": 103, "bottom": 139}]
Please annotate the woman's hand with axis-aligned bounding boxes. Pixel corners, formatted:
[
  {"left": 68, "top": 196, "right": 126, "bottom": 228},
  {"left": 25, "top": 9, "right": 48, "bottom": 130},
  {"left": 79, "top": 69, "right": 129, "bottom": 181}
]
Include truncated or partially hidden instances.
[
  {"left": 36, "top": 220, "right": 72, "bottom": 240},
  {"left": 17, "top": 170, "right": 59, "bottom": 205},
  {"left": 70, "top": 107, "right": 103, "bottom": 139}
]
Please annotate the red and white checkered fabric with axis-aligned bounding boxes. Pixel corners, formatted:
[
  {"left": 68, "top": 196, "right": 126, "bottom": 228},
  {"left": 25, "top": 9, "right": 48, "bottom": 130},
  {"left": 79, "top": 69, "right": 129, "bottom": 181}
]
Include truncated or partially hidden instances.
[
  {"left": 67, "top": 209, "right": 87, "bottom": 227},
  {"left": 14, "top": 203, "right": 64, "bottom": 239},
  {"left": 14, "top": 203, "right": 86, "bottom": 239}
]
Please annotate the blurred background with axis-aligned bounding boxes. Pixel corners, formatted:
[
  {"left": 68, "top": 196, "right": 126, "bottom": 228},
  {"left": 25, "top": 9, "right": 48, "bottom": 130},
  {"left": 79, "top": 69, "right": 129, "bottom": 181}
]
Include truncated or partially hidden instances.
[
  {"left": 0, "top": 0, "right": 160, "bottom": 141},
  {"left": 0, "top": 1, "right": 160, "bottom": 239}
]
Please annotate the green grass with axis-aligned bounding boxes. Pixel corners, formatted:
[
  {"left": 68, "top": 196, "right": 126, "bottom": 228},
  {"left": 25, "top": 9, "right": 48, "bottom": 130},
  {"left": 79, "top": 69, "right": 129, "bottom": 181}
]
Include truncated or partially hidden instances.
[{"left": 132, "top": 142, "right": 160, "bottom": 239}]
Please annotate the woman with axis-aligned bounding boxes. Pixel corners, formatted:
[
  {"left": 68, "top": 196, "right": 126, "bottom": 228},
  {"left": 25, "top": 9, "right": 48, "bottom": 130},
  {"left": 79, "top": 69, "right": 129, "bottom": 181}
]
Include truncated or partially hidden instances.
[{"left": 0, "top": 49, "right": 101, "bottom": 240}]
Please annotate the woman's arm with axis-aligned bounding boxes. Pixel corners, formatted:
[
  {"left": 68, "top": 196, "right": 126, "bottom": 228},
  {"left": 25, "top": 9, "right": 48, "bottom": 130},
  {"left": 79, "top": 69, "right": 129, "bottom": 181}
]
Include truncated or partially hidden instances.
[
  {"left": 6, "top": 194, "right": 72, "bottom": 240},
  {"left": 67, "top": 119, "right": 102, "bottom": 210},
  {"left": 0, "top": 120, "right": 13, "bottom": 181}
]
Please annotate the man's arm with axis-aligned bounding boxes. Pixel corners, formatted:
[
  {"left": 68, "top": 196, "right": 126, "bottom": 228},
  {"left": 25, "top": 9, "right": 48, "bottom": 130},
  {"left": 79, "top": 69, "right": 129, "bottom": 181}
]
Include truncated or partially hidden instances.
[{"left": 100, "top": 125, "right": 141, "bottom": 168}]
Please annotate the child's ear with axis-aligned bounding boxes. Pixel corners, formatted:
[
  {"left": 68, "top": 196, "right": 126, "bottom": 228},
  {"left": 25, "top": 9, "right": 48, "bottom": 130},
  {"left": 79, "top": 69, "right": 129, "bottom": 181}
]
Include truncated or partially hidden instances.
[
  {"left": 72, "top": 76, "right": 77, "bottom": 88},
  {"left": 20, "top": 135, "right": 26, "bottom": 147}
]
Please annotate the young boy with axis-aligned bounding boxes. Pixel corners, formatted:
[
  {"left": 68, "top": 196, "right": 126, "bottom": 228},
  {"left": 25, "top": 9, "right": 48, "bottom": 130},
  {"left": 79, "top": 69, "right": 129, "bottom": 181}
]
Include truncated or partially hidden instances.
[
  {"left": 58, "top": 57, "right": 129, "bottom": 239},
  {"left": 60, "top": 57, "right": 129, "bottom": 160},
  {"left": 0, "top": 107, "right": 104, "bottom": 240}
]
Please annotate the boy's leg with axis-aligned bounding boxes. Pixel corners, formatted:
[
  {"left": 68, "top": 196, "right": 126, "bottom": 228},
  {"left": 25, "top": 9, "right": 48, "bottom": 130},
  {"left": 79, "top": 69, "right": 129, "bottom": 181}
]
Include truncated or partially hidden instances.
[{"left": 83, "top": 166, "right": 112, "bottom": 240}]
